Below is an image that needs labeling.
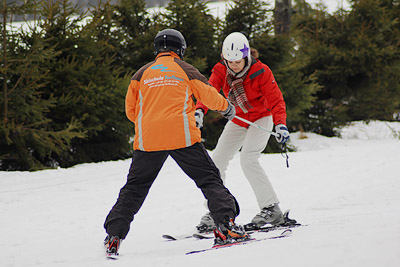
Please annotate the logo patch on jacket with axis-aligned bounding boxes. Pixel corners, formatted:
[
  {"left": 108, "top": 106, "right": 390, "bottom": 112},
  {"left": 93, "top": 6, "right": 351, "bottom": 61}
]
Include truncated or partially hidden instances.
[{"left": 151, "top": 64, "right": 176, "bottom": 72}]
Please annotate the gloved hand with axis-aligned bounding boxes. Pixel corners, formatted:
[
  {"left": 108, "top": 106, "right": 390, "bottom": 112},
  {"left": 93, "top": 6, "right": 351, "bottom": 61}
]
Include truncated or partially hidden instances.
[
  {"left": 194, "top": 109, "right": 204, "bottom": 128},
  {"left": 220, "top": 100, "right": 236, "bottom": 121},
  {"left": 275, "top": 124, "right": 290, "bottom": 144}
]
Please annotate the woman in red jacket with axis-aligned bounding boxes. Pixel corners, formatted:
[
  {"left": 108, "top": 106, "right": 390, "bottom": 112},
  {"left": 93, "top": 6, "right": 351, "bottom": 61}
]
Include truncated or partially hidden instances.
[{"left": 196, "top": 32, "right": 290, "bottom": 231}]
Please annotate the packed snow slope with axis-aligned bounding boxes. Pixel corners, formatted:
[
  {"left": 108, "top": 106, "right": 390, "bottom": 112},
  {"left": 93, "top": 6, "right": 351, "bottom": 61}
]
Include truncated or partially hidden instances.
[{"left": 1, "top": 120, "right": 400, "bottom": 267}]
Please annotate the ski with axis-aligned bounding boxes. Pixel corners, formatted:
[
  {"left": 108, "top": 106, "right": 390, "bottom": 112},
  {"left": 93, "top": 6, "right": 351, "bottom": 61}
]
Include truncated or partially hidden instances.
[
  {"left": 192, "top": 210, "right": 301, "bottom": 240},
  {"left": 162, "top": 229, "right": 212, "bottom": 241},
  {"left": 193, "top": 232, "right": 214, "bottom": 240},
  {"left": 164, "top": 210, "right": 300, "bottom": 241},
  {"left": 105, "top": 253, "right": 119, "bottom": 260},
  {"left": 192, "top": 223, "right": 301, "bottom": 240},
  {"left": 186, "top": 229, "right": 292, "bottom": 255},
  {"left": 247, "top": 221, "right": 302, "bottom": 233},
  {"left": 162, "top": 233, "right": 194, "bottom": 241}
]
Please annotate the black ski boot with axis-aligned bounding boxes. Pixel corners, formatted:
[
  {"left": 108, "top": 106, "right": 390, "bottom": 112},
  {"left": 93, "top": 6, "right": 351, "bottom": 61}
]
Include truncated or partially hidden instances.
[
  {"left": 213, "top": 217, "right": 251, "bottom": 246},
  {"left": 104, "top": 235, "right": 121, "bottom": 257}
]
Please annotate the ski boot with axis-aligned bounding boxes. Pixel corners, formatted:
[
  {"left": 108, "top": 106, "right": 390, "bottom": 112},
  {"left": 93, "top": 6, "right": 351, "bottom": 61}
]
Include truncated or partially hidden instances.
[
  {"left": 104, "top": 235, "right": 121, "bottom": 257},
  {"left": 196, "top": 212, "right": 216, "bottom": 233},
  {"left": 245, "top": 209, "right": 300, "bottom": 231},
  {"left": 213, "top": 217, "right": 251, "bottom": 246},
  {"left": 251, "top": 204, "right": 285, "bottom": 227}
]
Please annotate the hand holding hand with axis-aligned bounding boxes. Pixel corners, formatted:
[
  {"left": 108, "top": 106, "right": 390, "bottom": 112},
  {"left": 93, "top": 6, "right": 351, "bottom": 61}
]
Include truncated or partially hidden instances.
[
  {"left": 195, "top": 109, "right": 204, "bottom": 128},
  {"left": 220, "top": 100, "right": 235, "bottom": 121}
]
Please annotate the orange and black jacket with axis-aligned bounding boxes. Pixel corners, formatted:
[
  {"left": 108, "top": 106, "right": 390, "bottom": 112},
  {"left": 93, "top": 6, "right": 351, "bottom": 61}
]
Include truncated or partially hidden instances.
[{"left": 126, "top": 52, "right": 229, "bottom": 151}]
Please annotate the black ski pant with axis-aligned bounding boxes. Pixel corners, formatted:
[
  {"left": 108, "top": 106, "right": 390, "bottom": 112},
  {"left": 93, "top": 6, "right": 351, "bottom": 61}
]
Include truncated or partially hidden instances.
[{"left": 104, "top": 142, "right": 239, "bottom": 239}]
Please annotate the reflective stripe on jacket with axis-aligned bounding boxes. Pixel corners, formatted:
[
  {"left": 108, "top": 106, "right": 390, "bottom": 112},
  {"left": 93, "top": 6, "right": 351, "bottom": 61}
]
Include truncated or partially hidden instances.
[
  {"left": 197, "top": 58, "right": 287, "bottom": 128},
  {"left": 126, "top": 52, "right": 228, "bottom": 151}
]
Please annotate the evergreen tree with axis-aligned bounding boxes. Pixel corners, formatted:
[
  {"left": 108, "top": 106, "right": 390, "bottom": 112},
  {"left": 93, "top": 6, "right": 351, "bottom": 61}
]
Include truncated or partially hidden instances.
[
  {"left": 293, "top": 0, "right": 400, "bottom": 135},
  {"left": 0, "top": 0, "right": 86, "bottom": 170},
  {"left": 345, "top": 0, "right": 400, "bottom": 121},
  {"left": 163, "top": 0, "right": 219, "bottom": 72},
  {"left": 104, "top": 0, "right": 159, "bottom": 72},
  {"left": 223, "top": 0, "right": 272, "bottom": 38},
  {"left": 35, "top": 0, "right": 133, "bottom": 167}
]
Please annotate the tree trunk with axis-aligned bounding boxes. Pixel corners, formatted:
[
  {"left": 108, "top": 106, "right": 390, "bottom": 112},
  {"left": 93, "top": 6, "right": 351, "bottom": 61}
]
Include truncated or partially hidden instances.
[
  {"left": 2, "top": 0, "right": 8, "bottom": 126},
  {"left": 275, "top": 0, "right": 292, "bottom": 35}
]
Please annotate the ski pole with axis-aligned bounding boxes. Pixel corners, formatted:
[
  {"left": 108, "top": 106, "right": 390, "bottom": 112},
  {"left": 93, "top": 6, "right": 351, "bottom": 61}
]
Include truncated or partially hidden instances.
[
  {"left": 234, "top": 116, "right": 279, "bottom": 137},
  {"left": 234, "top": 115, "right": 289, "bottom": 168}
]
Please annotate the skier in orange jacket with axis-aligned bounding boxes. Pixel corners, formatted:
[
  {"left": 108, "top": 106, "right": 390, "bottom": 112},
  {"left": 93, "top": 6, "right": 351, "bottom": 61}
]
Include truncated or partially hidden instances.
[{"left": 104, "top": 29, "right": 248, "bottom": 257}]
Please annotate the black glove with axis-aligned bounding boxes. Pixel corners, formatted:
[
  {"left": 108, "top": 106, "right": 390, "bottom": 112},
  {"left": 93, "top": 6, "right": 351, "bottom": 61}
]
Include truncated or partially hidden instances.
[{"left": 220, "top": 100, "right": 236, "bottom": 121}]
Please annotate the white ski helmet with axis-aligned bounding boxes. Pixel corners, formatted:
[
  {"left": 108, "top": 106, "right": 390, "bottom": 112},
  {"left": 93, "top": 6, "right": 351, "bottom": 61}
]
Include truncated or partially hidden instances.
[
  {"left": 222, "top": 32, "right": 251, "bottom": 77},
  {"left": 222, "top": 32, "right": 251, "bottom": 61}
]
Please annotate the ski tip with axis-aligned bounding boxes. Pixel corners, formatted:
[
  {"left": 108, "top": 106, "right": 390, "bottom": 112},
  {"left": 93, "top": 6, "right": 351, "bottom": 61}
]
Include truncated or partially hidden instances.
[
  {"left": 267, "top": 229, "right": 292, "bottom": 240},
  {"left": 281, "top": 229, "right": 293, "bottom": 235},
  {"left": 105, "top": 252, "right": 119, "bottom": 260},
  {"left": 162, "top": 234, "right": 177, "bottom": 241}
]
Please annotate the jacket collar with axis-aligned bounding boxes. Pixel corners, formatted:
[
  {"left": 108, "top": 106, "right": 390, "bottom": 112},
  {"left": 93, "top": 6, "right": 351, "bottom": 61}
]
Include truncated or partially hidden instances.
[{"left": 156, "top": 51, "right": 180, "bottom": 59}]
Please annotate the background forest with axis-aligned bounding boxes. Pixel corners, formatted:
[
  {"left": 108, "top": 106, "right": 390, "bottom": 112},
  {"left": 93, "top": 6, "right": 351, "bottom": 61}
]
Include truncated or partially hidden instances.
[
  {"left": 1, "top": 0, "right": 399, "bottom": 171},
  {"left": 7, "top": 0, "right": 176, "bottom": 21}
]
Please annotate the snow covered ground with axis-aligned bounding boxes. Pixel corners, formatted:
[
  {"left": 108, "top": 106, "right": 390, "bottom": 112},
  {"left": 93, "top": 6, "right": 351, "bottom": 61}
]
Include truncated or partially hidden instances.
[{"left": 1, "top": 120, "right": 400, "bottom": 267}]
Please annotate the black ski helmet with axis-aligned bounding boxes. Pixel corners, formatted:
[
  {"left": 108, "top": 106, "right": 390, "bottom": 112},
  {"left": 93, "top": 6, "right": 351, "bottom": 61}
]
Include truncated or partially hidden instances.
[{"left": 154, "top": 29, "right": 187, "bottom": 59}]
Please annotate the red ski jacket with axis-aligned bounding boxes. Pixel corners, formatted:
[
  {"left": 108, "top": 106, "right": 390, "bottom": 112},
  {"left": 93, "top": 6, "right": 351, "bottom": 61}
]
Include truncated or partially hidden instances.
[{"left": 197, "top": 58, "right": 287, "bottom": 128}]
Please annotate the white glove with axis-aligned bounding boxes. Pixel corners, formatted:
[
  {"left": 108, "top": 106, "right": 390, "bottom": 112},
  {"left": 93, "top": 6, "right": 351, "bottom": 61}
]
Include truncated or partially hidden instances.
[
  {"left": 195, "top": 109, "right": 204, "bottom": 128},
  {"left": 275, "top": 124, "right": 290, "bottom": 144}
]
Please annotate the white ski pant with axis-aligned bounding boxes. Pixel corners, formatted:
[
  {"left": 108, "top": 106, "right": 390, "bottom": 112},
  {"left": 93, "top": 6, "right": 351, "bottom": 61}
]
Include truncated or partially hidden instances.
[{"left": 212, "top": 116, "right": 279, "bottom": 209}]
